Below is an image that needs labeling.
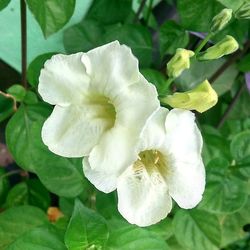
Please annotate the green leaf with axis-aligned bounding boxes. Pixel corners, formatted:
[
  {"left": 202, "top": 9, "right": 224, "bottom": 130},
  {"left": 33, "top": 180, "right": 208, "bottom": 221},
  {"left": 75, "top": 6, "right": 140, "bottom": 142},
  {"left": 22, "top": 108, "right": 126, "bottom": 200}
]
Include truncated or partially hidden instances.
[
  {"left": 106, "top": 219, "right": 170, "bottom": 250},
  {"left": 216, "top": 0, "right": 245, "bottom": 11},
  {"left": 64, "top": 199, "right": 109, "bottom": 250},
  {"left": 0, "top": 205, "right": 48, "bottom": 249},
  {"left": 227, "top": 91, "right": 250, "bottom": 120},
  {"left": 5, "top": 182, "right": 29, "bottom": 208},
  {"left": 176, "top": 58, "right": 238, "bottom": 96},
  {"left": 238, "top": 53, "right": 250, "bottom": 72},
  {"left": 173, "top": 209, "right": 222, "bottom": 250},
  {"left": 231, "top": 130, "right": 250, "bottom": 162},
  {"left": 147, "top": 218, "right": 173, "bottom": 240},
  {"left": 0, "top": 0, "right": 11, "bottom": 11},
  {"left": 141, "top": 69, "right": 169, "bottom": 96},
  {"left": 6, "top": 85, "right": 26, "bottom": 102},
  {"left": 0, "top": 168, "right": 10, "bottom": 205},
  {"left": 27, "top": 53, "right": 56, "bottom": 87},
  {"left": 6, "top": 224, "right": 66, "bottom": 250},
  {"left": 202, "top": 125, "right": 231, "bottom": 164},
  {"left": 159, "top": 20, "right": 189, "bottom": 56},
  {"left": 4, "top": 179, "right": 50, "bottom": 211},
  {"left": 86, "top": 0, "right": 132, "bottom": 24},
  {"left": 6, "top": 103, "right": 85, "bottom": 197},
  {"left": 26, "top": 0, "right": 76, "bottom": 38},
  {"left": 23, "top": 91, "right": 38, "bottom": 105},
  {"left": 0, "top": 92, "right": 15, "bottom": 122},
  {"left": 198, "top": 158, "right": 248, "bottom": 213},
  {"left": 63, "top": 19, "right": 104, "bottom": 53},
  {"left": 96, "top": 191, "right": 120, "bottom": 219},
  {"left": 177, "top": 0, "right": 223, "bottom": 32},
  {"left": 103, "top": 24, "right": 153, "bottom": 67},
  {"left": 26, "top": 179, "right": 51, "bottom": 211}
]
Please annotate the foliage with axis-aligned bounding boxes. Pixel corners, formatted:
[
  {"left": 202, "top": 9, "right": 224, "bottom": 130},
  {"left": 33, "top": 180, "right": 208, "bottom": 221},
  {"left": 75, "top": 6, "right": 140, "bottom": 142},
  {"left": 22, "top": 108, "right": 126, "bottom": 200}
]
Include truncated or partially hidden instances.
[{"left": 0, "top": 0, "right": 249, "bottom": 249}]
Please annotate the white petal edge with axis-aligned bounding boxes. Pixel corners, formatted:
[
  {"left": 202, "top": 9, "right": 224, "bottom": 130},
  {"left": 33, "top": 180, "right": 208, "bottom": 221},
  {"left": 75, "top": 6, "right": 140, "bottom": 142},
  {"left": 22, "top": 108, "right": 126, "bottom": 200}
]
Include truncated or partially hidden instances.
[
  {"left": 83, "top": 157, "right": 117, "bottom": 193},
  {"left": 42, "top": 105, "right": 109, "bottom": 157},
  {"left": 81, "top": 40, "right": 140, "bottom": 97},
  {"left": 117, "top": 165, "right": 172, "bottom": 227},
  {"left": 164, "top": 108, "right": 203, "bottom": 158},
  {"left": 163, "top": 108, "right": 205, "bottom": 208},
  {"left": 139, "top": 107, "right": 169, "bottom": 151},
  {"left": 38, "top": 53, "right": 89, "bottom": 106},
  {"left": 166, "top": 157, "right": 205, "bottom": 209},
  {"left": 88, "top": 76, "right": 160, "bottom": 177}
]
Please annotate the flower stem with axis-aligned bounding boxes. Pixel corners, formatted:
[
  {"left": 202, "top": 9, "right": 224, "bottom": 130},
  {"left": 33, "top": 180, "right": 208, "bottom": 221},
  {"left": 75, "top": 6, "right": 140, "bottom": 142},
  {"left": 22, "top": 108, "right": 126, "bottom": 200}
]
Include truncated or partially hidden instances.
[
  {"left": 20, "top": 0, "right": 27, "bottom": 89},
  {"left": 134, "top": 0, "right": 147, "bottom": 23},
  {"left": 146, "top": 0, "right": 153, "bottom": 24},
  {"left": 194, "top": 33, "right": 213, "bottom": 55}
]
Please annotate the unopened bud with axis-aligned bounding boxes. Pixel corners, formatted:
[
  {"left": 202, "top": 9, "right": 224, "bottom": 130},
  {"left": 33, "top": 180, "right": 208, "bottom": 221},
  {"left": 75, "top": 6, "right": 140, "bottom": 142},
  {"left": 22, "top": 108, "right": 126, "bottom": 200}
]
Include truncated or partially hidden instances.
[
  {"left": 167, "top": 49, "right": 194, "bottom": 79},
  {"left": 161, "top": 80, "right": 218, "bottom": 113},
  {"left": 235, "top": 1, "right": 250, "bottom": 19},
  {"left": 210, "top": 8, "right": 232, "bottom": 33},
  {"left": 197, "top": 35, "right": 239, "bottom": 61}
]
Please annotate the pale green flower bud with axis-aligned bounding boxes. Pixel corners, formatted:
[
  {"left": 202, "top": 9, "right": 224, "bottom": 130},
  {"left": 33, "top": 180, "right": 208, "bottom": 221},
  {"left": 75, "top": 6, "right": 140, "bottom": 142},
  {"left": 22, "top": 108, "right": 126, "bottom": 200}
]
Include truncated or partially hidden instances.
[
  {"left": 210, "top": 8, "right": 232, "bottom": 33},
  {"left": 197, "top": 35, "right": 239, "bottom": 61},
  {"left": 235, "top": 2, "right": 250, "bottom": 19},
  {"left": 167, "top": 49, "right": 194, "bottom": 78},
  {"left": 161, "top": 80, "right": 218, "bottom": 113}
]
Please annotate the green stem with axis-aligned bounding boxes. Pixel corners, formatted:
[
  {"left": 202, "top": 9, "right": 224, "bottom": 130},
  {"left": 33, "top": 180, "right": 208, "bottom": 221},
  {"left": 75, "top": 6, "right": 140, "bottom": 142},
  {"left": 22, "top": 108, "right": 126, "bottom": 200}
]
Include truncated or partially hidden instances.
[
  {"left": 160, "top": 78, "right": 174, "bottom": 96},
  {"left": 194, "top": 33, "right": 213, "bottom": 55},
  {"left": 146, "top": 0, "right": 153, "bottom": 24},
  {"left": 20, "top": 0, "right": 27, "bottom": 89},
  {"left": 133, "top": 0, "right": 147, "bottom": 23}
]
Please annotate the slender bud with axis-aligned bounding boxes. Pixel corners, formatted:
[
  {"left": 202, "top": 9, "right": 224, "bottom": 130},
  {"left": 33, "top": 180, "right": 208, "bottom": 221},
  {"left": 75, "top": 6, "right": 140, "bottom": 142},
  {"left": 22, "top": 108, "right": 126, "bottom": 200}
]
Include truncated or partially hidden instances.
[
  {"left": 210, "top": 8, "right": 232, "bottom": 33},
  {"left": 235, "top": 1, "right": 250, "bottom": 19},
  {"left": 197, "top": 35, "right": 239, "bottom": 61},
  {"left": 167, "top": 49, "right": 194, "bottom": 79},
  {"left": 161, "top": 80, "right": 218, "bottom": 113}
]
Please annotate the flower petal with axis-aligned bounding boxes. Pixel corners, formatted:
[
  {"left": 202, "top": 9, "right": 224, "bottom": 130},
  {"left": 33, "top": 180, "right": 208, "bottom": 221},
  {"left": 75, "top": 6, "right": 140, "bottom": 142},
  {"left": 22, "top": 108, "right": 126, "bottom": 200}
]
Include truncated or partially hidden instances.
[
  {"left": 139, "top": 107, "right": 168, "bottom": 150},
  {"left": 81, "top": 41, "right": 140, "bottom": 96},
  {"left": 167, "top": 157, "right": 205, "bottom": 209},
  {"left": 117, "top": 165, "right": 172, "bottom": 227},
  {"left": 163, "top": 109, "right": 205, "bottom": 208},
  {"left": 115, "top": 75, "right": 159, "bottom": 129},
  {"left": 83, "top": 157, "right": 117, "bottom": 193},
  {"left": 38, "top": 53, "right": 89, "bottom": 106},
  {"left": 88, "top": 125, "right": 138, "bottom": 177},
  {"left": 88, "top": 77, "right": 159, "bottom": 176},
  {"left": 164, "top": 109, "right": 203, "bottom": 158},
  {"left": 42, "top": 105, "right": 109, "bottom": 157}
]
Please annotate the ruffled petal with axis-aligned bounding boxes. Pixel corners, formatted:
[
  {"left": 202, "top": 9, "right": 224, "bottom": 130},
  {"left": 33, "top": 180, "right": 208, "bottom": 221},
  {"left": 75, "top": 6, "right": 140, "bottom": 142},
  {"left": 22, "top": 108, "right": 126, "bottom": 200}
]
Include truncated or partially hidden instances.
[
  {"left": 88, "top": 76, "right": 159, "bottom": 177},
  {"left": 117, "top": 165, "right": 172, "bottom": 227},
  {"left": 83, "top": 157, "right": 117, "bottom": 193},
  {"left": 167, "top": 157, "right": 205, "bottom": 209},
  {"left": 42, "top": 105, "right": 109, "bottom": 157},
  {"left": 139, "top": 107, "right": 168, "bottom": 150},
  {"left": 81, "top": 41, "right": 140, "bottom": 97},
  {"left": 163, "top": 109, "right": 205, "bottom": 208},
  {"left": 88, "top": 125, "right": 138, "bottom": 177},
  {"left": 164, "top": 109, "right": 203, "bottom": 158},
  {"left": 114, "top": 75, "right": 159, "bottom": 129},
  {"left": 38, "top": 53, "right": 90, "bottom": 106}
]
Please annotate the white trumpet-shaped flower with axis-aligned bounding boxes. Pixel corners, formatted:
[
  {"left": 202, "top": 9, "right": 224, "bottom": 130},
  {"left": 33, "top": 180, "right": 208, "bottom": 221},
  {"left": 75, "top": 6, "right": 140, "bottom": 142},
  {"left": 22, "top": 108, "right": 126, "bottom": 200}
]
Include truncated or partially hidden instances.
[
  {"left": 84, "top": 108, "right": 205, "bottom": 226},
  {"left": 38, "top": 41, "right": 159, "bottom": 176}
]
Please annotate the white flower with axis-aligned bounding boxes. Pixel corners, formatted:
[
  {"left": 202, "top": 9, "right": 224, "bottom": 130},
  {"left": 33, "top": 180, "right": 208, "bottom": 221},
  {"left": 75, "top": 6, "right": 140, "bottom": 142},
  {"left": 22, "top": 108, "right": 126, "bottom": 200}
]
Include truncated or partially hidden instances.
[
  {"left": 84, "top": 108, "right": 205, "bottom": 226},
  {"left": 38, "top": 41, "right": 159, "bottom": 177}
]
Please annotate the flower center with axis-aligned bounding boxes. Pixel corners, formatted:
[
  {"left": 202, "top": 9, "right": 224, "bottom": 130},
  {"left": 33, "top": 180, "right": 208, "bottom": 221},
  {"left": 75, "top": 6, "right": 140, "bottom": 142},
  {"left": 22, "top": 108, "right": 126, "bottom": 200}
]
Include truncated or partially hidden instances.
[
  {"left": 83, "top": 93, "right": 116, "bottom": 130},
  {"left": 133, "top": 150, "right": 168, "bottom": 178}
]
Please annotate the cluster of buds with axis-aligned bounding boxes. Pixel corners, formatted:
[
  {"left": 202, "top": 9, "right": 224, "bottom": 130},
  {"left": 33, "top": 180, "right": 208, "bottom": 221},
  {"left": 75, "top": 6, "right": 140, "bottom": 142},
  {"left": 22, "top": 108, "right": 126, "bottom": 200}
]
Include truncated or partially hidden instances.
[{"left": 163, "top": 6, "right": 242, "bottom": 113}]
